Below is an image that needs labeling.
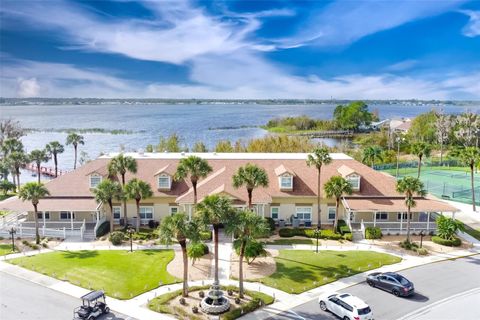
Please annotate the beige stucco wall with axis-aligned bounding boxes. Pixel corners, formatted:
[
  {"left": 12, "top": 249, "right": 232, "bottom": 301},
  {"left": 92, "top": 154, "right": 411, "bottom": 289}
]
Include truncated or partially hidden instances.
[
  {"left": 111, "top": 197, "right": 178, "bottom": 223},
  {"left": 26, "top": 211, "right": 94, "bottom": 222},
  {"left": 353, "top": 211, "right": 423, "bottom": 223}
]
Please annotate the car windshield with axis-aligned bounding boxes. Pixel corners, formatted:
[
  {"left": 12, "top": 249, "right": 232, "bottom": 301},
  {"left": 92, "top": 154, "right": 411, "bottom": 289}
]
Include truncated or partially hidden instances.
[
  {"left": 391, "top": 274, "right": 409, "bottom": 285},
  {"left": 358, "top": 307, "right": 371, "bottom": 315}
]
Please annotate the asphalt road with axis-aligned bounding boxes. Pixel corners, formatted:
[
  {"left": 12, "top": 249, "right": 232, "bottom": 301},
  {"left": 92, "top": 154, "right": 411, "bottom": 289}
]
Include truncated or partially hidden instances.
[
  {"left": 272, "top": 254, "right": 480, "bottom": 320},
  {"left": 0, "top": 272, "right": 135, "bottom": 320}
]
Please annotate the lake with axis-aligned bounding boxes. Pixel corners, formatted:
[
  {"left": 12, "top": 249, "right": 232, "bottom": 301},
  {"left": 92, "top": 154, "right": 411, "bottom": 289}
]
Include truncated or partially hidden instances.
[{"left": 1, "top": 103, "right": 478, "bottom": 171}]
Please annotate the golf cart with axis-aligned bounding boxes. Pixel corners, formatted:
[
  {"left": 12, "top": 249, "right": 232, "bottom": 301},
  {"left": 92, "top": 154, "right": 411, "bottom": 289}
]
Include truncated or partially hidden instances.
[{"left": 73, "top": 290, "right": 110, "bottom": 320}]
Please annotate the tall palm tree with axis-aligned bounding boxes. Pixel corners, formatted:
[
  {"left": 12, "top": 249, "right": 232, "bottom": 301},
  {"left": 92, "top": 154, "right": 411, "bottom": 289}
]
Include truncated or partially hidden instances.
[
  {"left": 396, "top": 176, "right": 426, "bottom": 243},
  {"left": 159, "top": 213, "right": 201, "bottom": 297},
  {"left": 324, "top": 176, "right": 353, "bottom": 231},
  {"left": 29, "top": 149, "right": 49, "bottom": 183},
  {"left": 45, "top": 141, "right": 64, "bottom": 177},
  {"left": 18, "top": 182, "right": 50, "bottom": 244},
  {"left": 124, "top": 178, "right": 153, "bottom": 232},
  {"left": 362, "top": 146, "right": 383, "bottom": 168},
  {"left": 225, "top": 210, "right": 268, "bottom": 298},
  {"left": 196, "top": 194, "right": 232, "bottom": 285},
  {"left": 1, "top": 138, "right": 23, "bottom": 157},
  {"left": 66, "top": 133, "right": 85, "bottom": 170},
  {"left": 232, "top": 163, "right": 269, "bottom": 209},
  {"left": 307, "top": 147, "right": 332, "bottom": 228},
  {"left": 458, "top": 147, "right": 480, "bottom": 212},
  {"left": 174, "top": 155, "right": 212, "bottom": 208},
  {"left": 108, "top": 154, "right": 137, "bottom": 225},
  {"left": 7, "top": 151, "right": 29, "bottom": 191},
  {"left": 92, "top": 179, "right": 123, "bottom": 232},
  {"left": 410, "top": 142, "right": 431, "bottom": 178}
]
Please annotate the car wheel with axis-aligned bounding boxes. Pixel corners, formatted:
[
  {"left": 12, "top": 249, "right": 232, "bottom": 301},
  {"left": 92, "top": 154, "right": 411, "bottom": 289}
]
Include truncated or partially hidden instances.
[
  {"left": 393, "top": 289, "right": 400, "bottom": 297},
  {"left": 319, "top": 301, "right": 328, "bottom": 311},
  {"left": 367, "top": 280, "right": 375, "bottom": 287},
  {"left": 343, "top": 317, "right": 350, "bottom": 320},
  {"left": 104, "top": 307, "right": 110, "bottom": 314}
]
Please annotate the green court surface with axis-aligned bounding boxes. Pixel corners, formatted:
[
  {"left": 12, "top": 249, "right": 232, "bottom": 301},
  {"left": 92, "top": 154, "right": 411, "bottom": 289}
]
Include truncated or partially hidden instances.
[{"left": 383, "top": 166, "right": 479, "bottom": 206}]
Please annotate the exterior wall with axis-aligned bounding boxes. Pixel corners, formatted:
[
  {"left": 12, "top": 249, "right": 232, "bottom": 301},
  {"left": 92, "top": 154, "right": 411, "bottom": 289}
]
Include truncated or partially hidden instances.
[
  {"left": 26, "top": 211, "right": 95, "bottom": 222},
  {"left": 111, "top": 197, "right": 178, "bottom": 224},
  {"left": 352, "top": 211, "right": 425, "bottom": 223}
]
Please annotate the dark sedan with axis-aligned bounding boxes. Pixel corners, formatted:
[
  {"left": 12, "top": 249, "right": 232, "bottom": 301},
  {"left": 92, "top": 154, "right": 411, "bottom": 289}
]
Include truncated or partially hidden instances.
[{"left": 366, "top": 272, "right": 414, "bottom": 297}]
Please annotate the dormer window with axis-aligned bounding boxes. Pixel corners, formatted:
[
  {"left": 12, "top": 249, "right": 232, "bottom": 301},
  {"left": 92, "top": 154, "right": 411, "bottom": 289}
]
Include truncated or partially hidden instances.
[
  {"left": 280, "top": 174, "right": 293, "bottom": 190},
  {"left": 158, "top": 174, "right": 171, "bottom": 190},
  {"left": 346, "top": 174, "right": 360, "bottom": 191},
  {"left": 90, "top": 174, "right": 102, "bottom": 188}
]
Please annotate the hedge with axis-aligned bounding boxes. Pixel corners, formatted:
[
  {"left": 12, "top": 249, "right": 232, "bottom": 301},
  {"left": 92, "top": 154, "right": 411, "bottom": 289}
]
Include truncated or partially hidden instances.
[
  {"left": 365, "top": 227, "right": 382, "bottom": 239},
  {"left": 95, "top": 221, "right": 110, "bottom": 238},
  {"left": 109, "top": 231, "right": 125, "bottom": 245},
  {"left": 278, "top": 228, "right": 343, "bottom": 240},
  {"left": 337, "top": 220, "right": 351, "bottom": 235},
  {"left": 432, "top": 236, "right": 462, "bottom": 247}
]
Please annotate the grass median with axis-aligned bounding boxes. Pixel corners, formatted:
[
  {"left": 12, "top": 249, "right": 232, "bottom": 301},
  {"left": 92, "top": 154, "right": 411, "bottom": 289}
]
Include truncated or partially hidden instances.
[
  {"left": 257, "top": 250, "right": 401, "bottom": 293},
  {"left": 9, "top": 249, "right": 179, "bottom": 299}
]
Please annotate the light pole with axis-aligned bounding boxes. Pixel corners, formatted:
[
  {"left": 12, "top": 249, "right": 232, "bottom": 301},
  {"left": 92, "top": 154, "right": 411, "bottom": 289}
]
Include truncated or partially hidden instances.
[
  {"left": 419, "top": 230, "right": 425, "bottom": 248},
  {"left": 314, "top": 227, "right": 320, "bottom": 253},
  {"left": 127, "top": 227, "right": 134, "bottom": 252},
  {"left": 9, "top": 227, "right": 16, "bottom": 252}
]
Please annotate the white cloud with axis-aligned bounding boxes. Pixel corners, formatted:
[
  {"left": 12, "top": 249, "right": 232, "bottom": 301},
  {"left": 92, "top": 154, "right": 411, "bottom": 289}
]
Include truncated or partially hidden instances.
[
  {"left": 460, "top": 10, "right": 480, "bottom": 37},
  {"left": 16, "top": 78, "right": 41, "bottom": 97},
  {"left": 385, "top": 60, "right": 418, "bottom": 72}
]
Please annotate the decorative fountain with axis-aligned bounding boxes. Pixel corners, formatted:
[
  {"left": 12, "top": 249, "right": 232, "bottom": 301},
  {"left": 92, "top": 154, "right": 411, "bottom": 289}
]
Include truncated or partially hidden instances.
[{"left": 200, "top": 281, "right": 230, "bottom": 314}]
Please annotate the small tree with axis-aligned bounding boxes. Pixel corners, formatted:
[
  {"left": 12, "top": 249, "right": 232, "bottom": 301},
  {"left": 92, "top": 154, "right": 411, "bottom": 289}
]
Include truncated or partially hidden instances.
[
  {"left": 324, "top": 176, "right": 353, "bottom": 231},
  {"left": 7, "top": 151, "right": 29, "bottom": 191},
  {"left": 92, "top": 179, "right": 123, "bottom": 232},
  {"left": 410, "top": 142, "right": 431, "bottom": 178},
  {"left": 124, "top": 178, "right": 153, "bottom": 232},
  {"left": 240, "top": 239, "right": 268, "bottom": 265},
  {"left": 29, "top": 149, "right": 49, "bottom": 183},
  {"left": 18, "top": 182, "right": 50, "bottom": 244},
  {"left": 362, "top": 146, "right": 383, "bottom": 168},
  {"left": 108, "top": 154, "right": 137, "bottom": 224},
  {"left": 306, "top": 147, "right": 332, "bottom": 228},
  {"left": 396, "top": 176, "right": 426, "bottom": 243},
  {"left": 436, "top": 215, "right": 465, "bottom": 240},
  {"left": 0, "top": 180, "right": 15, "bottom": 196},
  {"left": 232, "top": 163, "right": 269, "bottom": 209},
  {"left": 45, "top": 141, "right": 65, "bottom": 177},
  {"left": 66, "top": 133, "right": 85, "bottom": 170}
]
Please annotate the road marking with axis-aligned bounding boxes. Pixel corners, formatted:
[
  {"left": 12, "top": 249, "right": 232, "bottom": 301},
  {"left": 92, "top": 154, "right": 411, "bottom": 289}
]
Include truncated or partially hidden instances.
[{"left": 396, "top": 287, "right": 480, "bottom": 320}]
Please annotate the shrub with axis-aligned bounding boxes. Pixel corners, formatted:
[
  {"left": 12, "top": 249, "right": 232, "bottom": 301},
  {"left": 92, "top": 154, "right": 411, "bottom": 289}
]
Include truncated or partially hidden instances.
[
  {"left": 265, "top": 217, "right": 276, "bottom": 232},
  {"left": 279, "top": 228, "right": 343, "bottom": 240},
  {"left": 235, "top": 297, "right": 241, "bottom": 304},
  {"left": 432, "top": 236, "right": 462, "bottom": 247},
  {"left": 95, "top": 221, "right": 110, "bottom": 238},
  {"left": 222, "top": 298, "right": 262, "bottom": 320},
  {"left": 416, "top": 247, "right": 428, "bottom": 255},
  {"left": 200, "top": 231, "right": 212, "bottom": 241},
  {"left": 337, "top": 220, "right": 351, "bottom": 235},
  {"left": 192, "top": 306, "right": 198, "bottom": 314},
  {"left": 343, "top": 233, "right": 353, "bottom": 241},
  {"left": 279, "top": 228, "right": 297, "bottom": 237},
  {"left": 399, "top": 240, "right": 419, "bottom": 251},
  {"left": 109, "top": 231, "right": 125, "bottom": 245},
  {"left": 365, "top": 227, "right": 382, "bottom": 239},
  {"left": 198, "top": 291, "right": 205, "bottom": 298},
  {"left": 187, "top": 242, "right": 209, "bottom": 264},
  {"left": 436, "top": 216, "right": 465, "bottom": 240},
  {"left": 320, "top": 229, "right": 343, "bottom": 240},
  {"left": 227, "top": 289, "right": 233, "bottom": 296},
  {"left": 239, "top": 240, "right": 268, "bottom": 264},
  {"left": 179, "top": 297, "right": 186, "bottom": 305},
  {"left": 148, "top": 220, "right": 160, "bottom": 229}
]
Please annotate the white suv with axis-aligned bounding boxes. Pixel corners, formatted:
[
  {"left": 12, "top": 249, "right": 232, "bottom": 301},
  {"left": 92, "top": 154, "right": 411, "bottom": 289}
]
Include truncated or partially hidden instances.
[{"left": 319, "top": 293, "right": 374, "bottom": 320}]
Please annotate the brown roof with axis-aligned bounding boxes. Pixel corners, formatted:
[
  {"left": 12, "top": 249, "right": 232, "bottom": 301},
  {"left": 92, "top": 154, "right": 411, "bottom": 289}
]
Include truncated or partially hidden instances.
[
  {"left": 274, "top": 164, "right": 296, "bottom": 176},
  {"left": 343, "top": 197, "right": 459, "bottom": 212},
  {"left": 0, "top": 196, "right": 99, "bottom": 212},
  {"left": 337, "top": 165, "right": 356, "bottom": 177},
  {"left": 154, "top": 164, "right": 176, "bottom": 176}
]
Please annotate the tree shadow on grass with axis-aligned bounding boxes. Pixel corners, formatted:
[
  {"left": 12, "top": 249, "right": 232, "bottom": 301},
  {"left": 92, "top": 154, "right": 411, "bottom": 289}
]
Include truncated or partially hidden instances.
[{"left": 62, "top": 250, "right": 99, "bottom": 259}]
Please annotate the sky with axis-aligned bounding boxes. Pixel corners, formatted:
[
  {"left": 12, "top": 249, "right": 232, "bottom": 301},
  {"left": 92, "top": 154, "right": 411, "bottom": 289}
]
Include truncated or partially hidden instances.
[{"left": 0, "top": 0, "right": 479, "bottom": 100}]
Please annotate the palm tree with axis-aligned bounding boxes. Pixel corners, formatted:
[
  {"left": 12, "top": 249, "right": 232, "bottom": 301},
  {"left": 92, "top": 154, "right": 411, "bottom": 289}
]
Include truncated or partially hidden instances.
[
  {"left": 124, "top": 178, "right": 153, "bottom": 232},
  {"left": 29, "top": 149, "right": 49, "bottom": 183},
  {"left": 18, "top": 182, "right": 50, "bottom": 244},
  {"left": 410, "top": 142, "right": 431, "bottom": 178},
  {"left": 324, "top": 176, "right": 353, "bottom": 231},
  {"left": 458, "top": 147, "right": 480, "bottom": 212},
  {"left": 7, "top": 151, "right": 29, "bottom": 191},
  {"left": 225, "top": 210, "right": 268, "bottom": 298},
  {"left": 0, "top": 180, "right": 15, "bottom": 196},
  {"left": 159, "top": 213, "right": 201, "bottom": 297},
  {"left": 174, "top": 155, "right": 212, "bottom": 207},
  {"left": 92, "top": 179, "right": 123, "bottom": 232},
  {"left": 307, "top": 147, "right": 332, "bottom": 228},
  {"left": 396, "top": 176, "right": 426, "bottom": 243},
  {"left": 45, "top": 141, "right": 64, "bottom": 177},
  {"left": 362, "top": 146, "right": 383, "bottom": 168},
  {"left": 232, "top": 163, "right": 269, "bottom": 209},
  {"left": 1, "top": 138, "right": 23, "bottom": 157},
  {"left": 108, "top": 154, "right": 137, "bottom": 225},
  {"left": 66, "top": 133, "right": 84, "bottom": 170},
  {"left": 196, "top": 194, "right": 232, "bottom": 285}
]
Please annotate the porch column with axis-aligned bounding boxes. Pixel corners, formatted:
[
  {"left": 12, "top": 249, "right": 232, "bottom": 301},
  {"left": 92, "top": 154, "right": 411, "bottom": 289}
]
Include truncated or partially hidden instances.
[
  {"left": 427, "top": 212, "right": 431, "bottom": 233},
  {"left": 70, "top": 211, "right": 73, "bottom": 230},
  {"left": 43, "top": 212, "right": 46, "bottom": 228},
  {"left": 373, "top": 211, "right": 377, "bottom": 227},
  {"left": 262, "top": 204, "right": 265, "bottom": 218},
  {"left": 188, "top": 205, "right": 192, "bottom": 220},
  {"left": 400, "top": 212, "right": 403, "bottom": 232}
]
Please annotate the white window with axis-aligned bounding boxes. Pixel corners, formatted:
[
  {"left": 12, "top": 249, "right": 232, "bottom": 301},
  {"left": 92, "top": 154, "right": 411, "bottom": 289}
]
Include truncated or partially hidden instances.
[
  {"left": 158, "top": 174, "right": 171, "bottom": 189},
  {"left": 375, "top": 212, "right": 388, "bottom": 220},
  {"left": 139, "top": 207, "right": 154, "bottom": 220},
  {"left": 280, "top": 175, "right": 293, "bottom": 189},
  {"left": 37, "top": 212, "right": 50, "bottom": 220},
  {"left": 170, "top": 207, "right": 179, "bottom": 215},
  {"left": 346, "top": 175, "right": 360, "bottom": 190},
  {"left": 112, "top": 207, "right": 121, "bottom": 220},
  {"left": 271, "top": 207, "right": 279, "bottom": 220},
  {"left": 328, "top": 207, "right": 336, "bottom": 220},
  {"left": 90, "top": 175, "right": 102, "bottom": 188},
  {"left": 397, "top": 213, "right": 412, "bottom": 220},
  {"left": 60, "top": 212, "right": 75, "bottom": 220},
  {"left": 296, "top": 207, "right": 312, "bottom": 221}
]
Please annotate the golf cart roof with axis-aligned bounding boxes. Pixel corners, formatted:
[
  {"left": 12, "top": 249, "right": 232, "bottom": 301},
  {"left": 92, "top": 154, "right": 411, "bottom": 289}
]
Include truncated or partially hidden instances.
[{"left": 81, "top": 290, "right": 105, "bottom": 302}]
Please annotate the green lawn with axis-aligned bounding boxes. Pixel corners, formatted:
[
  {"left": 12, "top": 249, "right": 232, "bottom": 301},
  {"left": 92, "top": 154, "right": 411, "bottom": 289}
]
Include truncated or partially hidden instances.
[
  {"left": 266, "top": 239, "right": 315, "bottom": 245},
  {"left": 258, "top": 250, "right": 401, "bottom": 294},
  {"left": 9, "top": 250, "right": 179, "bottom": 299},
  {"left": 0, "top": 244, "right": 16, "bottom": 256}
]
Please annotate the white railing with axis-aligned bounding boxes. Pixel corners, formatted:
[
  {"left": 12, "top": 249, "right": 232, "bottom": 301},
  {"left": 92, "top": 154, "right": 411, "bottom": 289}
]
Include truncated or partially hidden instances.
[
  {"left": 0, "top": 211, "right": 27, "bottom": 229},
  {"left": 362, "top": 221, "right": 436, "bottom": 234}
]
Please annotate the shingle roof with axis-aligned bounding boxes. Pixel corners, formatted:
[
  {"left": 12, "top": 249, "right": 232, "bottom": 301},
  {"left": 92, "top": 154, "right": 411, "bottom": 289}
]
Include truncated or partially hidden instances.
[
  {"left": 0, "top": 196, "right": 99, "bottom": 212},
  {"left": 343, "top": 197, "right": 459, "bottom": 212},
  {"left": 337, "top": 164, "right": 357, "bottom": 177},
  {"left": 274, "top": 164, "right": 296, "bottom": 176}
]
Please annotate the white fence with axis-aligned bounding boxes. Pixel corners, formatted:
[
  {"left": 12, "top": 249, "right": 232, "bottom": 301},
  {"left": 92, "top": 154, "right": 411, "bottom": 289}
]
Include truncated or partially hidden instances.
[
  {"left": 0, "top": 219, "right": 86, "bottom": 240},
  {"left": 359, "top": 220, "right": 436, "bottom": 234}
]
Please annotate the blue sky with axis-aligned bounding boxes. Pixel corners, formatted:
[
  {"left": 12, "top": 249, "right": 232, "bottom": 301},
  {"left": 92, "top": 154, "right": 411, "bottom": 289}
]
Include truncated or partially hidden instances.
[{"left": 0, "top": 0, "right": 479, "bottom": 99}]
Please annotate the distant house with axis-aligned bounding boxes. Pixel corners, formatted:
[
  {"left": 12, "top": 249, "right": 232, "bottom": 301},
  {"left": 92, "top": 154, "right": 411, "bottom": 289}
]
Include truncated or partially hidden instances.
[
  {"left": 0, "top": 152, "right": 457, "bottom": 239},
  {"left": 390, "top": 118, "right": 412, "bottom": 133}
]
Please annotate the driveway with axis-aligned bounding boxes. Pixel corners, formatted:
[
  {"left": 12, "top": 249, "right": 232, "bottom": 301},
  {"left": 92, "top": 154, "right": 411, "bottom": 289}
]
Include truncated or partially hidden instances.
[
  {"left": 271, "top": 254, "right": 480, "bottom": 320},
  {"left": 0, "top": 272, "right": 135, "bottom": 320}
]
